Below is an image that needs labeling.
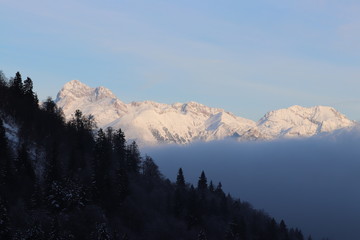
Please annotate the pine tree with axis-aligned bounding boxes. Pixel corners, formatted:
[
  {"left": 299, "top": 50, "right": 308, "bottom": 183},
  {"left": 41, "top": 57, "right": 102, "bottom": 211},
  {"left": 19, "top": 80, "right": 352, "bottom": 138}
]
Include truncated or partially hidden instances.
[
  {"left": 215, "top": 182, "right": 224, "bottom": 196},
  {"left": 126, "top": 141, "right": 141, "bottom": 174},
  {"left": 279, "top": 220, "right": 290, "bottom": 240},
  {"left": 92, "top": 128, "right": 113, "bottom": 203},
  {"left": 208, "top": 181, "right": 214, "bottom": 192},
  {"left": 142, "top": 156, "right": 160, "bottom": 179},
  {"left": 113, "top": 128, "right": 126, "bottom": 167},
  {"left": 176, "top": 168, "right": 186, "bottom": 189},
  {"left": 23, "top": 77, "right": 38, "bottom": 106},
  {"left": 197, "top": 171, "right": 207, "bottom": 191},
  {"left": 10, "top": 71, "right": 23, "bottom": 95}
]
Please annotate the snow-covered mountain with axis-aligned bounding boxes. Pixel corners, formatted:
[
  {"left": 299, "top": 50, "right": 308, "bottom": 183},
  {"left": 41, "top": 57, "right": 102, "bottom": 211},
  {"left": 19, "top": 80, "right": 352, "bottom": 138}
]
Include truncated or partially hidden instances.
[{"left": 55, "top": 80, "right": 355, "bottom": 145}]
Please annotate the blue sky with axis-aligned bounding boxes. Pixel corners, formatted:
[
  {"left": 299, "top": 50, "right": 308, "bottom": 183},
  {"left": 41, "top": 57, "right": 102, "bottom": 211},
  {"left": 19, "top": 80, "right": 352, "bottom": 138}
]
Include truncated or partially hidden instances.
[{"left": 1, "top": 0, "right": 360, "bottom": 120}]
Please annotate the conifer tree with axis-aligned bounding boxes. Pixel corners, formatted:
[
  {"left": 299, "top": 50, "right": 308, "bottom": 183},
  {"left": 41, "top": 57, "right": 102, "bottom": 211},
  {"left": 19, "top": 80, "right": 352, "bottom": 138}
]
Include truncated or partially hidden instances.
[
  {"left": 113, "top": 128, "right": 126, "bottom": 166},
  {"left": 93, "top": 128, "right": 112, "bottom": 202},
  {"left": 197, "top": 171, "right": 207, "bottom": 191},
  {"left": 208, "top": 180, "right": 214, "bottom": 192},
  {"left": 142, "top": 156, "right": 160, "bottom": 179},
  {"left": 23, "top": 77, "right": 38, "bottom": 106},
  {"left": 176, "top": 168, "right": 186, "bottom": 189},
  {"left": 126, "top": 141, "right": 141, "bottom": 174},
  {"left": 215, "top": 182, "right": 224, "bottom": 196},
  {"left": 174, "top": 168, "right": 186, "bottom": 217},
  {"left": 11, "top": 71, "right": 23, "bottom": 95}
]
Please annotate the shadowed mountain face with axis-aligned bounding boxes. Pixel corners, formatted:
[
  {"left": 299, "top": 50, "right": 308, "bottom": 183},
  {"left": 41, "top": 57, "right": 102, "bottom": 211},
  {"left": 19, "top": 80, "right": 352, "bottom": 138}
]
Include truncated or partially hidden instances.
[{"left": 56, "top": 80, "right": 355, "bottom": 145}]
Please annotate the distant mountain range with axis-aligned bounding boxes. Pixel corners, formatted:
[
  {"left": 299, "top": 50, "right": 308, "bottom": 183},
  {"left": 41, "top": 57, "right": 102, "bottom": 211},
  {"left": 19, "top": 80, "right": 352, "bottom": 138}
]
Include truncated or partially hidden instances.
[{"left": 55, "top": 80, "right": 355, "bottom": 145}]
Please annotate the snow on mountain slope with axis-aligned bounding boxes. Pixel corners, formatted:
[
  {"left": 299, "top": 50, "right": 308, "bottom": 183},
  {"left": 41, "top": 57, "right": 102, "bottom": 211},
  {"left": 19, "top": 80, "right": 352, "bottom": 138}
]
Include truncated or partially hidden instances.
[
  {"left": 55, "top": 80, "right": 256, "bottom": 145},
  {"left": 55, "top": 80, "right": 355, "bottom": 145},
  {"left": 247, "top": 105, "right": 355, "bottom": 139}
]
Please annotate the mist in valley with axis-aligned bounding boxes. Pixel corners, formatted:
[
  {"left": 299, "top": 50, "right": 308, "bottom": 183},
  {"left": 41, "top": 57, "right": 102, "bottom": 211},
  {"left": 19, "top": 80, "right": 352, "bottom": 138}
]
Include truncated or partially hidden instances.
[{"left": 144, "top": 129, "right": 360, "bottom": 240}]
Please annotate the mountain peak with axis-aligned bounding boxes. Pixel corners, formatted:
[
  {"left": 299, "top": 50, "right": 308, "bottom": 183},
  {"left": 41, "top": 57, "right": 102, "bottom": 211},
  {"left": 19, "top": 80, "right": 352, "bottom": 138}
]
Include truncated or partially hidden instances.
[
  {"left": 54, "top": 81, "right": 355, "bottom": 145},
  {"left": 63, "top": 79, "right": 89, "bottom": 89},
  {"left": 56, "top": 80, "right": 117, "bottom": 102},
  {"left": 94, "top": 86, "right": 117, "bottom": 100},
  {"left": 56, "top": 80, "right": 92, "bottom": 101},
  {"left": 256, "top": 105, "right": 354, "bottom": 138}
]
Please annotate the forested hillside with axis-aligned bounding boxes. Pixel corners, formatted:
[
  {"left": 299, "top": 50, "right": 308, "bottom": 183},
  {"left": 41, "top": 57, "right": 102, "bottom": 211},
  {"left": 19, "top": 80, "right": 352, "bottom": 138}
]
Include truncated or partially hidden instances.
[{"left": 0, "top": 71, "right": 309, "bottom": 239}]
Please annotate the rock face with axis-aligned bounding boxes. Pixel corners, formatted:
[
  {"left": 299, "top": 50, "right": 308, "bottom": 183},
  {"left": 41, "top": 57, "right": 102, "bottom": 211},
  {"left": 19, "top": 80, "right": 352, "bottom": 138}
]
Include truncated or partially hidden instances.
[{"left": 55, "top": 80, "right": 355, "bottom": 145}]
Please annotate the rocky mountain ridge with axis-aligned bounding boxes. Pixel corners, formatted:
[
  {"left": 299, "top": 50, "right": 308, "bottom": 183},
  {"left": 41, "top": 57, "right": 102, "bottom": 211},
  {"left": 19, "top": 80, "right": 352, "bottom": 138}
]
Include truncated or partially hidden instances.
[{"left": 55, "top": 80, "right": 355, "bottom": 145}]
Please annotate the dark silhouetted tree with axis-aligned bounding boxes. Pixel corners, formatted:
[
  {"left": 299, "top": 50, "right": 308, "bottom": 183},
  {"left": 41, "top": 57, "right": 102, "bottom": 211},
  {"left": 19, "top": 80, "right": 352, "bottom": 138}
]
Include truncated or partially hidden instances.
[
  {"left": 113, "top": 128, "right": 126, "bottom": 167},
  {"left": 208, "top": 180, "right": 214, "bottom": 192},
  {"left": 176, "top": 168, "right": 186, "bottom": 189},
  {"left": 142, "top": 156, "right": 160, "bottom": 179},
  {"left": 126, "top": 141, "right": 141, "bottom": 174},
  {"left": 10, "top": 71, "right": 23, "bottom": 96},
  {"left": 197, "top": 171, "right": 207, "bottom": 191}
]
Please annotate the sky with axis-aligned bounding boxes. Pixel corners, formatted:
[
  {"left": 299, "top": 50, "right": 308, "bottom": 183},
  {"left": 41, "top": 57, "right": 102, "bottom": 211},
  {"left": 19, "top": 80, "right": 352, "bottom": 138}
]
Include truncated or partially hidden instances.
[{"left": 1, "top": 0, "right": 360, "bottom": 121}]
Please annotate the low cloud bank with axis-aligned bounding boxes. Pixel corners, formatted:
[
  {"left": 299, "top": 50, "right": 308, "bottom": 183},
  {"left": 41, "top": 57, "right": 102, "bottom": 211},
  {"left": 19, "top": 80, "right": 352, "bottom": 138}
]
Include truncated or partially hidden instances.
[{"left": 144, "top": 129, "right": 360, "bottom": 240}]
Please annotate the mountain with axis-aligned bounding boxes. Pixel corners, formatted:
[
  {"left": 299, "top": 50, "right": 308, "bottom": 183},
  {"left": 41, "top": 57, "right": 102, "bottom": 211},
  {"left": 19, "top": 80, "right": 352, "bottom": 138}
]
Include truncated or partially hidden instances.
[
  {"left": 242, "top": 105, "right": 355, "bottom": 140},
  {"left": 55, "top": 80, "right": 355, "bottom": 145},
  {"left": 0, "top": 72, "right": 315, "bottom": 240}
]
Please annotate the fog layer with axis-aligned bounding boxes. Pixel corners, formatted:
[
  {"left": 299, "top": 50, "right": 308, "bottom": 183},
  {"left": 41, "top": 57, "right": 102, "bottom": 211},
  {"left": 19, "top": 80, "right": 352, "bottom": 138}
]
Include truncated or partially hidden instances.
[{"left": 144, "top": 131, "right": 360, "bottom": 240}]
